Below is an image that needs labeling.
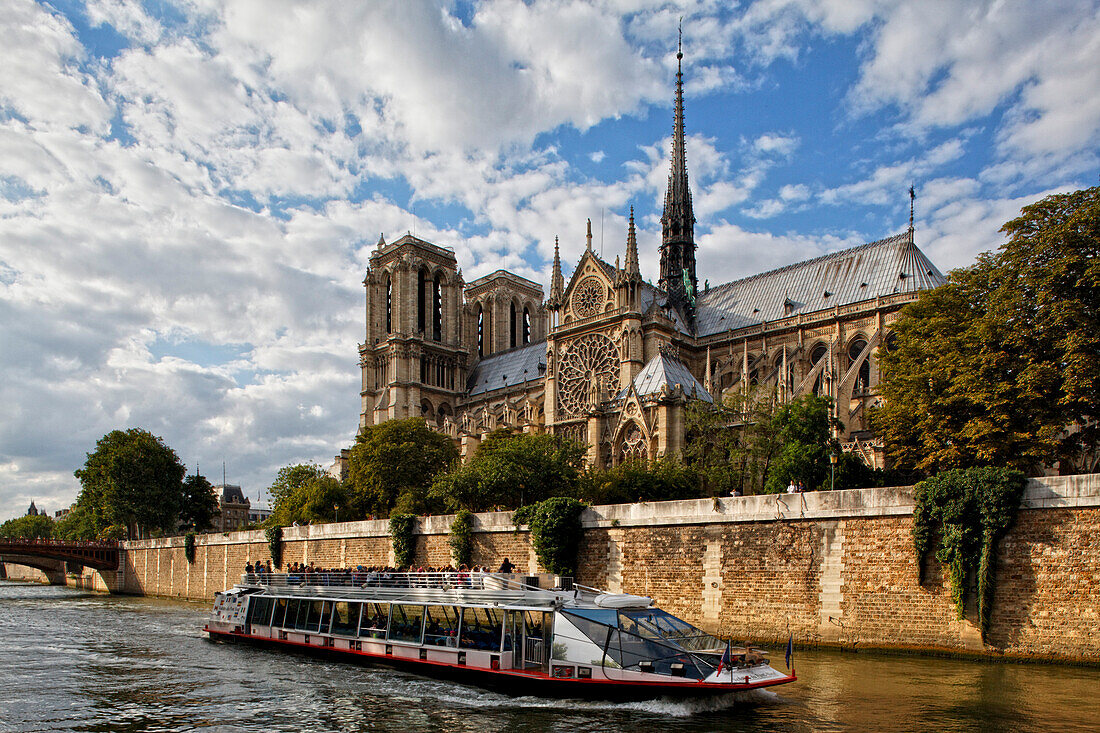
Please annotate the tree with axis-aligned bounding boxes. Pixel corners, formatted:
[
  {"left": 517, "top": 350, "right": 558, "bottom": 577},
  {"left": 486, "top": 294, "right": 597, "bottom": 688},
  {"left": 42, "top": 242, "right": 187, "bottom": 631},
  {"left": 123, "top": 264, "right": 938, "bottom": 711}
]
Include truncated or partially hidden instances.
[
  {"left": 346, "top": 418, "right": 458, "bottom": 518},
  {"left": 579, "top": 457, "right": 700, "bottom": 505},
  {"left": 877, "top": 185, "right": 1100, "bottom": 473},
  {"left": 179, "top": 474, "right": 218, "bottom": 532},
  {"left": 73, "top": 428, "right": 187, "bottom": 539},
  {"left": 269, "top": 473, "right": 348, "bottom": 526},
  {"left": 429, "top": 430, "right": 586, "bottom": 512},
  {"left": 267, "top": 463, "right": 327, "bottom": 507},
  {"left": 685, "top": 387, "right": 838, "bottom": 494},
  {"left": 0, "top": 514, "right": 54, "bottom": 539},
  {"left": 54, "top": 505, "right": 97, "bottom": 541}
]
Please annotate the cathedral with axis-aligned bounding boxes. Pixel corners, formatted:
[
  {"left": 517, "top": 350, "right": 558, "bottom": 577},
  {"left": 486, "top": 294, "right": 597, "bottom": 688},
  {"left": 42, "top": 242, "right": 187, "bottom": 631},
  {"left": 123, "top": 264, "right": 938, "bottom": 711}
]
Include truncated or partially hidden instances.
[{"left": 350, "top": 46, "right": 945, "bottom": 472}]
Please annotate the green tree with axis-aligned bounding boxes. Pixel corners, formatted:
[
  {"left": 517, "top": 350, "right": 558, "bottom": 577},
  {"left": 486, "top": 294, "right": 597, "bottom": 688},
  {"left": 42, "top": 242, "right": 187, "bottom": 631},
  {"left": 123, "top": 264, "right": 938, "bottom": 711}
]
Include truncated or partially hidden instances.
[
  {"left": 877, "top": 185, "right": 1100, "bottom": 473},
  {"left": 685, "top": 387, "right": 838, "bottom": 494},
  {"left": 54, "top": 505, "right": 97, "bottom": 541},
  {"left": 269, "top": 473, "right": 348, "bottom": 526},
  {"left": 73, "top": 428, "right": 187, "bottom": 539},
  {"left": 764, "top": 394, "right": 835, "bottom": 493},
  {"left": 346, "top": 418, "right": 458, "bottom": 518},
  {"left": 180, "top": 474, "right": 218, "bottom": 532},
  {"left": 579, "top": 457, "right": 700, "bottom": 505},
  {"left": 430, "top": 430, "right": 586, "bottom": 512},
  {"left": 267, "top": 463, "right": 327, "bottom": 507},
  {"left": 0, "top": 513, "right": 54, "bottom": 539}
]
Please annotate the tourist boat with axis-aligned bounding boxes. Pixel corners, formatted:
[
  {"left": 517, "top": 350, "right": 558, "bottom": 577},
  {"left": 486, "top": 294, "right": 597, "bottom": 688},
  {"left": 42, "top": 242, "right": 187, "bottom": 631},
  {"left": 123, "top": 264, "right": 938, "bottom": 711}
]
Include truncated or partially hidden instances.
[{"left": 204, "top": 570, "right": 796, "bottom": 700}]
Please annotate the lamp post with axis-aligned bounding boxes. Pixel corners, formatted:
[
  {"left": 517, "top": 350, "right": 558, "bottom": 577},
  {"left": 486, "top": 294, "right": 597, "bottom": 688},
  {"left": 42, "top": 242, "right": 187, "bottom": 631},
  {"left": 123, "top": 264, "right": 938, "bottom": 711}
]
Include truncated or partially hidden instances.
[
  {"left": 335, "top": 504, "right": 339, "bottom": 524},
  {"left": 829, "top": 449, "right": 838, "bottom": 492}
]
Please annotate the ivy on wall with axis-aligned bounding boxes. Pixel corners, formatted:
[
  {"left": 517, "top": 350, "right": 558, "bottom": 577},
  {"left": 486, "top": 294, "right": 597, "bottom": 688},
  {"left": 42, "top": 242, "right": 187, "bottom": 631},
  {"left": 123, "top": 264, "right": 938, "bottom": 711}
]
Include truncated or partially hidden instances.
[
  {"left": 184, "top": 532, "right": 196, "bottom": 564},
  {"left": 389, "top": 513, "right": 417, "bottom": 568},
  {"left": 913, "top": 466, "right": 1027, "bottom": 637},
  {"left": 265, "top": 525, "right": 284, "bottom": 569},
  {"left": 449, "top": 509, "right": 474, "bottom": 568},
  {"left": 513, "top": 497, "right": 586, "bottom": 577}
]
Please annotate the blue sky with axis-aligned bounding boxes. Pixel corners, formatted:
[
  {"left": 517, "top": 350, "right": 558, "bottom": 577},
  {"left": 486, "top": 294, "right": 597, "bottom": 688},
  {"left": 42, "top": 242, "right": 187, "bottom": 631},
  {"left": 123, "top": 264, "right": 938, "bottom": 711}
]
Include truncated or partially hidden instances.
[{"left": 2, "top": 0, "right": 1099, "bottom": 520}]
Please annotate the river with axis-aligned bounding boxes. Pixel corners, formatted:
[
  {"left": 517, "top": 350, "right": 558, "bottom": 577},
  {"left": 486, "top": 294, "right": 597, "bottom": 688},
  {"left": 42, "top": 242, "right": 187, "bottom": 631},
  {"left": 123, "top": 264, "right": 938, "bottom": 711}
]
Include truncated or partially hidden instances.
[{"left": 1, "top": 582, "right": 1097, "bottom": 732}]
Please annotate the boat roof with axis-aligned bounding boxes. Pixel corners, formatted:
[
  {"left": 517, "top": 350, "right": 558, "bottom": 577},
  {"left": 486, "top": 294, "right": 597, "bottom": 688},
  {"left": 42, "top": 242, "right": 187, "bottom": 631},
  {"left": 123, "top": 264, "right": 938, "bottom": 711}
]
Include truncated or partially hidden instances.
[{"left": 235, "top": 571, "right": 652, "bottom": 612}]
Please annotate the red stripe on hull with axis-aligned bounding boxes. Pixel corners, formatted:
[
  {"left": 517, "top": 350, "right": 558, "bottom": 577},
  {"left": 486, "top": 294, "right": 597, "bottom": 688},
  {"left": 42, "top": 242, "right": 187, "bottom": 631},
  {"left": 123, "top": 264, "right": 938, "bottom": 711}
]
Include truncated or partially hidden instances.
[{"left": 204, "top": 626, "right": 796, "bottom": 701}]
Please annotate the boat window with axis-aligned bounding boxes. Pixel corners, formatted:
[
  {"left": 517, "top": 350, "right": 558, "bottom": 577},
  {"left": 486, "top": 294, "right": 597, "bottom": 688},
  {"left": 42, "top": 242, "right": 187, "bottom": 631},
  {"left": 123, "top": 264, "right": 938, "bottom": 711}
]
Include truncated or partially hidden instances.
[
  {"left": 331, "top": 602, "right": 361, "bottom": 636},
  {"left": 552, "top": 613, "right": 615, "bottom": 667},
  {"left": 567, "top": 608, "right": 618, "bottom": 626},
  {"left": 318, "top": 601, "right": 333, "bottom": 634},
  {"left": 618, "top": 609, "right": 723, "bottom": 652},
  {"left": 389, "top": 604, "right": 424, "bottom": 644},
  {"left": 304, "top": 600, "right": 326, "bottom": 632},
  {"left": 360, "top": 602, "right": 389, "bottom": 639},
  {"left": 459, "top": 607, "right": 504, "bottom": 651},
  {"left": 423, "top": 605, "right": 459, "bottom": 647},
  {"left": 247, "top": 596, "right": 274, "bottom": 626},
  {"left": 293, "top": 600, "right": 312, "bottom": 630},
  {"left": 270, "top": 598, "right": 288, "bottom": 627},
  {"left": 283, "top": 599, "right": 301, "bottom": 629}
]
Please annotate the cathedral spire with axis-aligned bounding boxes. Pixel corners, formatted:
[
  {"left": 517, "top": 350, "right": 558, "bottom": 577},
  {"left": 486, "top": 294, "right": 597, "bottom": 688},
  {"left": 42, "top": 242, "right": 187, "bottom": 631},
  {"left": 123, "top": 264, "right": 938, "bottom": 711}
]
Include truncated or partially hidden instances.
[
  {"left": 659, "top": 26, "right": 697, "bottom": 324},
  {"left": 586, "top": 218, "right": 593, "bottom": 251},
  {"left": 624, "top": 206, "right": 641, "bottom": 279},
  {"left": 549, "top": 236, "right": 564, "bottom": 308}
]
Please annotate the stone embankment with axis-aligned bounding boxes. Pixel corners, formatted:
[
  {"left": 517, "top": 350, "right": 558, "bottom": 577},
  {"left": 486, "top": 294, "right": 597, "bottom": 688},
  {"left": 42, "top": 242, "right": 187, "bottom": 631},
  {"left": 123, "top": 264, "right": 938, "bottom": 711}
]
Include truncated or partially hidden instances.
[{"left": 32, "top": 474, "right": 1100, "bottom": 663}]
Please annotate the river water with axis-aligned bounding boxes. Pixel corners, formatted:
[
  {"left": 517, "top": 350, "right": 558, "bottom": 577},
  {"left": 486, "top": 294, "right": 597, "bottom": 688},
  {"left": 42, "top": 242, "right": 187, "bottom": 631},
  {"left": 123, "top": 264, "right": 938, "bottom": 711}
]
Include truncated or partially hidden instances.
[{"left": 1, "top": 582, "right": 1097, "bottom": 732}]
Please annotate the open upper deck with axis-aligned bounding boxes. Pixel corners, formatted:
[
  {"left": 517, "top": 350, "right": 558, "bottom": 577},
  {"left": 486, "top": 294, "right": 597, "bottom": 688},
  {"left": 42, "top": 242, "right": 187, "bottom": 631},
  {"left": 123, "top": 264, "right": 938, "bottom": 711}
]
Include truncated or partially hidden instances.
[{"left": 236, "top": 571, "right": 646, "bottom": 610}]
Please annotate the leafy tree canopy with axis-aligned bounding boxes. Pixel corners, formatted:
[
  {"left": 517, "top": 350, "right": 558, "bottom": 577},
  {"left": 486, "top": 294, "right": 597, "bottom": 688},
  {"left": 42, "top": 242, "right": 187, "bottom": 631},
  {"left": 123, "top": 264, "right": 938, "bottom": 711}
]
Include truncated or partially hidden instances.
[
  {"left": 685, "top": 388, "right": 850, "bottom": 494},
  {"left": 269, "top": 470, "right": 347, "bottom": 526},
  {"left": 347, "top": 418, "right": 458, "bottom": 518},
  {"left": 72, "top": 428, "right": 187, "bottom": 538},
  {"left": 267, "top": 463, "right": 327, "bottom": 507},
  {"left": 429, "top": 429, "right": 586, "bottom": 512},
  {"left": 877, "top": 185, "right": 1100, "bottom": 473},
  {"left": 579, "top": 457, "right": 700, "bottom": 505},
  {"left": 0, "top": 513, "right": 54, "bottom": 539},
  {"left": 180, "top": 474, "right": 218, "bottom": 532}
]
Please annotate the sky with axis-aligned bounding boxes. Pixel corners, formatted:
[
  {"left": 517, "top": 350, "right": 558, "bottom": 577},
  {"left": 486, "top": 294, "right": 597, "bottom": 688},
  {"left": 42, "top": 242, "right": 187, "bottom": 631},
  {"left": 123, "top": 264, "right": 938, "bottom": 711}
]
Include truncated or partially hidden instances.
[{"left": 2, "top": 0, "right": 1099, "bottom": 520}]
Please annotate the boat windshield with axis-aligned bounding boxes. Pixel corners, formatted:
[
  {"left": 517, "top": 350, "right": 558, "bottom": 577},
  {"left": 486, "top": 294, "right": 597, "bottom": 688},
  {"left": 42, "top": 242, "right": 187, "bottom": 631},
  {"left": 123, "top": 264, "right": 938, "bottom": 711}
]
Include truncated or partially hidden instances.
[{"left": 557, "top": 608, "right": 723, "bottom": 679}]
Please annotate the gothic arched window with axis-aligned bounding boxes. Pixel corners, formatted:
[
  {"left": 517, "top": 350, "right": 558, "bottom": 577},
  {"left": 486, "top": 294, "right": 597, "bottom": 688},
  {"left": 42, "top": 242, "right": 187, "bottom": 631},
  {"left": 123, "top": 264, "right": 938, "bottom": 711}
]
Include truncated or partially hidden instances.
[
  {"left": 510, "top": 302, "right": 517, "bottom": 349},
  {"left": 522, "top": 306, "right": 531, "bottom": 345},
  {"left": 432, "top": 273, "right": 443, "bottom": 342},
  {"left": 477, "top": 306, "right": 485, "bottom": 357},
  {"left": 385, "top": 274, "right": 392, "bottom": 334},
  {"left": 849, "top": 337, "right": 870, "bottom": 394},
  {"left": 417, "top": 267, "right": 429, "bottom": 334}
]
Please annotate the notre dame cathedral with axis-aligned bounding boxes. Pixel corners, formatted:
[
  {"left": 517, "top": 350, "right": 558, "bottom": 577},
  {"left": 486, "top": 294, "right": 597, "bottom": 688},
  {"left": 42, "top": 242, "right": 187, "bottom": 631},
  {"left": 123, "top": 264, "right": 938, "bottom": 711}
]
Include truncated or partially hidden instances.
[{"left": 349, "top": 46, "right": 945, "bottom": 472}]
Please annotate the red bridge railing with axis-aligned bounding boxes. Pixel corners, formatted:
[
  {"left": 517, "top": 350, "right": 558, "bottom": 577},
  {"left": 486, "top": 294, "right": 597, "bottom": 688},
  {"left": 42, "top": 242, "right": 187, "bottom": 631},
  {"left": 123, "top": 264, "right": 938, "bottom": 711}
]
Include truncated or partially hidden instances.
[{"left": 0, "top": 538, "right": 120, "bottom": 571}]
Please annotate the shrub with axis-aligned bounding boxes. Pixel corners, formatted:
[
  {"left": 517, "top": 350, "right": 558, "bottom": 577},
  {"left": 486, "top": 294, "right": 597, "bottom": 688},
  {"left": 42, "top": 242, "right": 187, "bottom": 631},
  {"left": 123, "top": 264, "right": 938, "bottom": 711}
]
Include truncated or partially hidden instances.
[
  {"left": 389, "top": 513, "right": 417, "bottom": 568},
  {"left": 449, "top": 509, "right": 474, "bottom": 568},
  {"left": 514, "top": 497, "right": 586, "bottom": 577},
  {"left": 184, "top": 532, "right": 196, "bottom": 564},
  {"left": 265, "top": 525, "right": 284, "bottom": 569},
  {"left": 913, "top": 466, "right": 1026, "bottom": 637}
]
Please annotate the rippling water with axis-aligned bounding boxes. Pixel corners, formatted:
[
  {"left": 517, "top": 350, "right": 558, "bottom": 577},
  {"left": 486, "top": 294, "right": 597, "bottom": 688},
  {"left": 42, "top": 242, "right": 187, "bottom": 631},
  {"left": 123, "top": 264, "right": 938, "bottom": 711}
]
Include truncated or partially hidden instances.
[{"left": 1, "top": 581, "right": 1097, "bottom": 732}]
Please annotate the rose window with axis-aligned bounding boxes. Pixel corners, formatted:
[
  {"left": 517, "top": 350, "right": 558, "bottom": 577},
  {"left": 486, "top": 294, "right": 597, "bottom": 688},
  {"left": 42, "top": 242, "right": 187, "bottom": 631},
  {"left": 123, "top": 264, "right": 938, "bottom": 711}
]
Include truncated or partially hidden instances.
[
  {"left": 572, "top": 277, "right": 605, "bottom": 318},
  {"left": 619, "top": 423, "right": 648, "bottom": 463},
  {"left": 558, "top": 333, "right": 619, "bottom": 418}
]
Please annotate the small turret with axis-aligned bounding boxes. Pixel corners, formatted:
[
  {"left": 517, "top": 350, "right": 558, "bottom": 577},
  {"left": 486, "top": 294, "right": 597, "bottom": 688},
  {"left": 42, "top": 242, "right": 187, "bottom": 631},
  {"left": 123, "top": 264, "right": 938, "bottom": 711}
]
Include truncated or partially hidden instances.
[{"left": 548, "top": 236, "right": 564, "bottom": 309}]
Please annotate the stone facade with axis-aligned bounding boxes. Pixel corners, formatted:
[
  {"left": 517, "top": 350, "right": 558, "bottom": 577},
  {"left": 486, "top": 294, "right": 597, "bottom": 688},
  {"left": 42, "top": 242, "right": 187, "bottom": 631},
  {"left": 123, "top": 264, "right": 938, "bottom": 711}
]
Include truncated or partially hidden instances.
[
  {"left": 348, "top": 48, "right": 945, "bottom": 470},
  {"left": 109, "top": 474, "right": 1100, "bottom": 662}
]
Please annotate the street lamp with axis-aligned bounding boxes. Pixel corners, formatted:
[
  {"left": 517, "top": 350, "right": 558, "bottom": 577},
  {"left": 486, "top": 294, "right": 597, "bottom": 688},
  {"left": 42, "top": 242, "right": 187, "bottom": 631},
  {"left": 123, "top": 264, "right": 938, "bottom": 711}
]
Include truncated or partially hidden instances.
[
  {"left": 829, "top": 449, "right": 838, "bottom": 492},
  {"left": 335, "top": 504, "right": 340, "bottom": 524}
]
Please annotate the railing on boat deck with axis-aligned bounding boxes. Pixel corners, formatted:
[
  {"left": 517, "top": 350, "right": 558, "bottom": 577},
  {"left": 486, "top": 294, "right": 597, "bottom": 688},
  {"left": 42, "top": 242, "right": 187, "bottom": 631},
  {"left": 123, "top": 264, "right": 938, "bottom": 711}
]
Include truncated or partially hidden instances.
[{"left": 237, "top": 571, "right": 594, "bottom": 606}]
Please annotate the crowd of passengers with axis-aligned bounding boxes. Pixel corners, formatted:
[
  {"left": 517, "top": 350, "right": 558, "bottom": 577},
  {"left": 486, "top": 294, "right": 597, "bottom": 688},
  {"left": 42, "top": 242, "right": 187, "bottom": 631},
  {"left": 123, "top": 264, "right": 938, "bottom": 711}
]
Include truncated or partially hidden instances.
[{"left": 243, "top": 558, "right": 520, "bottom": 589}]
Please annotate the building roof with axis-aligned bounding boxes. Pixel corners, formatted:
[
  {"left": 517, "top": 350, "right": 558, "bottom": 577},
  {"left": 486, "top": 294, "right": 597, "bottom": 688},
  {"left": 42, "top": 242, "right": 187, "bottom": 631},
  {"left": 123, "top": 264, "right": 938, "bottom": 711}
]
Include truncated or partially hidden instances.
[
  {"left": 618, "top": 351, "right": 713, "bottom": 403},
  {"left": 694, "top": 232, "right": 946, "bottom": 337},
  {"left": 217, "top": 484, "right": 249, "bottom": 505},
  {"left": 466, "top": 341, "right": 547, "bottom": 397}
]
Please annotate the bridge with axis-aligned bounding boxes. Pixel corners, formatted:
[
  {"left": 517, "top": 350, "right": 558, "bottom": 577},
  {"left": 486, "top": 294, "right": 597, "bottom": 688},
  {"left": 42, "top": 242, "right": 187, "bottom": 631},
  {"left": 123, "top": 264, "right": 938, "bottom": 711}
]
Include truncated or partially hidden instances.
[{"left": 0, "top": 538, "right": 120, "bottom": 586}]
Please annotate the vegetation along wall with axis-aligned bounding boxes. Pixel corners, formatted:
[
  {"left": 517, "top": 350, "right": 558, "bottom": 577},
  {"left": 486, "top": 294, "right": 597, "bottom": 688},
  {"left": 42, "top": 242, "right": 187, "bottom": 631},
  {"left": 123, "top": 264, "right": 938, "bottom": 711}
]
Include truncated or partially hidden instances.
[{"left": 113, "top": 474, "right": 1099, "bottom": 663}]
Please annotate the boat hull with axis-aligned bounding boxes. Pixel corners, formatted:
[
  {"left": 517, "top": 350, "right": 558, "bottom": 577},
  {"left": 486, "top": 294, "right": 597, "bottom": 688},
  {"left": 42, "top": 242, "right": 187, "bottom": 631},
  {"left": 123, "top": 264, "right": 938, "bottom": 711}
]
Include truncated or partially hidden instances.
[{"left": 205, "top": 626, "right": 795, "bottom": 701}]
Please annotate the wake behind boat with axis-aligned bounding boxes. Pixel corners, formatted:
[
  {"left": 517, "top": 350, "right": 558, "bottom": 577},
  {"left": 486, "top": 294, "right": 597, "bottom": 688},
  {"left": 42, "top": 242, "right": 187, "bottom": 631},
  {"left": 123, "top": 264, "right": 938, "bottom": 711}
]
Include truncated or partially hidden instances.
[{"left": 204, "top": 569, "right": 795, "bottom": 700}]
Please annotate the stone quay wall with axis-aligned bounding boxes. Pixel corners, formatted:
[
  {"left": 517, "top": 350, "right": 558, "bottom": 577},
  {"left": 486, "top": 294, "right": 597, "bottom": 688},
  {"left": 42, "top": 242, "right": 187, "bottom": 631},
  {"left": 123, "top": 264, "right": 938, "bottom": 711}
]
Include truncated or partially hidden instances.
[{"left": 112, "top": 474, "right": 1099, "bottom": 663}]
